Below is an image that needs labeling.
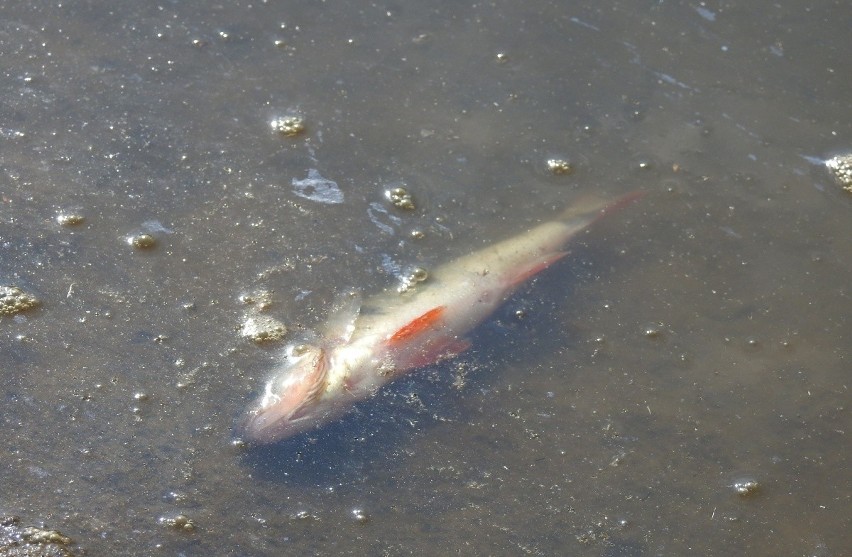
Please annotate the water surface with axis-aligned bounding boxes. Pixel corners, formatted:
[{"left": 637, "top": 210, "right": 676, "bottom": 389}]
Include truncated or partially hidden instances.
[{"left": 1, "top": 1, "right": 849, "bottom": 555}]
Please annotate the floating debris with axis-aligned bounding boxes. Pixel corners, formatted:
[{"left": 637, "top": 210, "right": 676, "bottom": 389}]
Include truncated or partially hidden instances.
[
  {"left": 825, "top": 152, "right": 852, "bottom": 192},
  {"left": 546, "top": 158, "right": 574, "bottom": 175},
  {"left": 292, "top": 169, "right": 344, "bottom": 204},
  {"left": 386, "top": 186, "right": 415, "bottom": 210},
  {"left": 0, "top": 286, "right": 40, "bottom": 316},
  {"left": 270, "top": 115, "right": 305, "bottom": 137}
]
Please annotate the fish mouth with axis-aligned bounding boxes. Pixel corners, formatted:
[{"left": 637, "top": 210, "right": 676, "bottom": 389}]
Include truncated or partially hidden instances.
[
  {"left": 237, "top": 397, "right": 352, "bottom": 445},
  {"left": 236, "top": 344, "right": 331, "bottom": 444},
  {"left": 237, "top": 406, "right": 302, "bottom": 444},
  {"left": 236, "top": 395, "right": 332, "bottom": 444}
]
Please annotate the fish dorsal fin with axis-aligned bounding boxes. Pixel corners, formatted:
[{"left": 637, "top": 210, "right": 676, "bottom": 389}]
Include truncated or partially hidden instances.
[{"left": 322, "top": 289, "right": 362, "bottom": 343}]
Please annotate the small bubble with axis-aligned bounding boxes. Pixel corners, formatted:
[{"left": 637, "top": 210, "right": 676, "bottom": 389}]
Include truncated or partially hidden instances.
[
  {"left": 56, "top": 212, "right": 85, "bottom": 226},
  {"left": 270, "top": 116, "right": 305, "bottom": 136},
  {"left": 128, "top": 233, "right": 156, "bottom": 249},
  {"left": 643, "top": 323, "right": 664, "bottom": 339},
  {"left": 159, "top": 514, "right": 195, "bottom": 532},
  {"left": 410, "top": 267, "right": 428, "bottom": 282},
  {"left": 351, "top": 508, "right": 370, "bottom": 524},
  {"left": 397, "top": 267, "right": 430, "bottom": 293}
]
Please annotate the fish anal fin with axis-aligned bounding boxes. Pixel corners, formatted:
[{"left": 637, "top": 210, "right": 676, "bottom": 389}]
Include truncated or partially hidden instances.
[
  {"left": 404, "top": 337, "right": 472, "bottom": 370},
  {"left": 507, "top": 251, "right": 569, "bottom": 287},
  {"left": 388, "top": 306, "right": 446, "bottom": 345}
]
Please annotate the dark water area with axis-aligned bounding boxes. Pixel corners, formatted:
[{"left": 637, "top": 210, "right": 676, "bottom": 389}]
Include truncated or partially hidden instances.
[{"left": 1, "top": 1, "right": 849, "bottom": 555}]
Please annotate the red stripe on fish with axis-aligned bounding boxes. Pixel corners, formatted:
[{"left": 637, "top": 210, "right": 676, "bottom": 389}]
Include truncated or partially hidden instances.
[{"left": 388, "top": 306, "right": 446, "bottom": 345}]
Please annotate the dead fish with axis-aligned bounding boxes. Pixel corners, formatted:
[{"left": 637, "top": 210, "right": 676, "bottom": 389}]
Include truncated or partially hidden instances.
[{"left": 240, "top": 191, "right": 643, "bottom": 443}]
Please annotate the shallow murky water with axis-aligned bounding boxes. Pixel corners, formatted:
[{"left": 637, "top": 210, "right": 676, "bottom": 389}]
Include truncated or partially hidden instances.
[{"left": 1, "top": 1, "right": 849, "bottom": 556}]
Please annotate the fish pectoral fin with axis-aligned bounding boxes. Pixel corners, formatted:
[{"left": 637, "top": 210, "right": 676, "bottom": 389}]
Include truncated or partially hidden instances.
[
  {"left": 323, "top": 289, "right": 363, "bottom": 342},
  {"left": 388, "top": 306, "right": 447, "bottom": 345},
  {"left": 506, "top": 251, "right": 569, "bottom": 287}
]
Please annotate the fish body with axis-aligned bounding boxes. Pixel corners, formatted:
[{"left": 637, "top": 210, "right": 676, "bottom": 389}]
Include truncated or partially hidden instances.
[{"left": 241, "top": 192, "right": 642, "bottom": 443}]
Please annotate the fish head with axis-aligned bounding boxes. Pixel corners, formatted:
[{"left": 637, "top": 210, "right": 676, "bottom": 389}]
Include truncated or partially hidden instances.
[{"left": 240, "top": 342, "right": 335, "bottom": 443}]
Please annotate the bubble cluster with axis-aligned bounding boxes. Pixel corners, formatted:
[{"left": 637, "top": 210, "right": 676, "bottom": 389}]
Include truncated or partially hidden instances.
[
  {"left": 0, "top": 285, "right": 40, "bottom": 316},
  {"left": 825, "top": 153, "right": 852, "bottom": 192},
  {"left": 546, "top": 158, "right": 573, "bottom": 175},
  {"left": 386, "top": 186, "right": 415, "bottom": 210}
]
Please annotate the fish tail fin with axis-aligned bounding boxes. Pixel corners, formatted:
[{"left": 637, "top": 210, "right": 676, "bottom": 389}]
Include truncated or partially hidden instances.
[{"left": 558, "top": 190, "right": 645, "bottom": 227}]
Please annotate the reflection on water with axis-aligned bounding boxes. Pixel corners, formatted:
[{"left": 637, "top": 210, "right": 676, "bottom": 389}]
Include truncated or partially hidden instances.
[{"left": 1, "top": 1, "right": 849, "bottom": 555}]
